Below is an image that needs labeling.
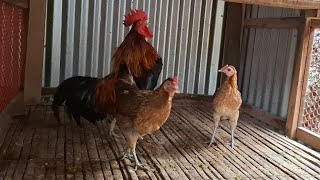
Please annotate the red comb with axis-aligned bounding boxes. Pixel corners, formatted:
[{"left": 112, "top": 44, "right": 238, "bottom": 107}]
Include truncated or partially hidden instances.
[
  {"left": 123, "top": 9, "right": 148, "bottom": 27},
  {"left": 172, "top": 76, "right": 178, "bottom": 84}
]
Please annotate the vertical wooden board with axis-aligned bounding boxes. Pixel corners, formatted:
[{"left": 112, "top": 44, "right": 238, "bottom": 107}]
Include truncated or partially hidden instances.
[{"left": 24, "top": 0, "right": 46, "bottom": 103}]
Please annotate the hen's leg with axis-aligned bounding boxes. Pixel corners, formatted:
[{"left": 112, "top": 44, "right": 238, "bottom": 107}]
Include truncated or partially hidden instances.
[
  {"left": 208, "top": 114, "right": 220, "bottom": 147},
  {"left": 228, "top": 111, "right": 239, "bottom": 149},
  {"left": 120, "top": 148, "right": 134, "bottom": 161},
  {"left": 132, "top": 146, "right": 144, "bottom": 171},
  {"left": 109, "top": 117, "right": 120, "bottom": 138}
]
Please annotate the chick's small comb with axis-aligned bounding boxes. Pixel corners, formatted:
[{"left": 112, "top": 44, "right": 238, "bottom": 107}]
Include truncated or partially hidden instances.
[{"left": 123, "top": 9, "right": 148, "bottom": 27}]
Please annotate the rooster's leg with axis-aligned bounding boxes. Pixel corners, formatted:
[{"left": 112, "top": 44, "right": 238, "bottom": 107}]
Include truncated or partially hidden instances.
[{"left": 109, "top": 117, "right": 120, "bottom": 138}]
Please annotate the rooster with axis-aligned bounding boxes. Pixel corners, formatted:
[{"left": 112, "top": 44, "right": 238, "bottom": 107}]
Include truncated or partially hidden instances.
[
  {"left": 113, "top": 9, "right": 163, "bottom": 90},
  {"left": 113, "top": 76, "right": 179, "bottom": 170},
  {"left": 52, "top": 9, "right": 162, "bottom": 134},
  {"left": 208, "top": 65, "right": 242, "bottom": 149}
]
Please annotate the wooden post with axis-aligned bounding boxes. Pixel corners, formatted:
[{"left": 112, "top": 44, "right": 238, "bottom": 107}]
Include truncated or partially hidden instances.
[
  {"left": 220, "top": 2, "right": 243, "bottom": 83},
  {"left": 24, "top": 0, "right": 46, "bottom": 104},
  {"left": 285, "top": 17, "right": 313, "bottom": 139}
]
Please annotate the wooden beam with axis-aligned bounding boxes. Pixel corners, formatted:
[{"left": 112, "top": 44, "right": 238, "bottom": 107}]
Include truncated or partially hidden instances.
[
  {"left": 310, "top": 18, "right": 320, "bottom": 27},
  {"left": 241, "top": 104, "right": 286, "bottom": 131},
  {"left": 296, "top": 128, "right": 320, "bottom": 150},
  {"left": 2, "top": 0, "right": 28, "bottom": 8},
  {"left": 285, "top": 18, "right": 311, "bottom": 139},
  {"left": 223, "top": 0, "right": 320, "bottom": 9},
  {"left": 244, "top": 17, "right": 304, "bottom": 29},
  {"left": 24, "top": 0, "right": 46, "bottom": 104}
]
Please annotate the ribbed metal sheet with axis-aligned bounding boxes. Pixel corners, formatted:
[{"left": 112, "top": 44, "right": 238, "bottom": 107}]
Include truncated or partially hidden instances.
[
  {"left": 43, "top": 0, "right": 224, "bottom": 95},
  {"left": 239, "top": 5, "right": 300, "bottom": 119}
]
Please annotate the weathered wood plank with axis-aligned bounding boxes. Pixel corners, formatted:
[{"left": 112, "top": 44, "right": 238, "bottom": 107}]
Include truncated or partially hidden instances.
[
  {"left": 99, "top": 120, "right": 123, "bottom": 179},
  {"left": 79, "top": 127, "right": 94, "bottom": 180},
  {"left": 223, "top": 0, "right": 320, "bottom": 9},
  {"left": 244, "top": 17, "right": 303, "bottom": 29}
]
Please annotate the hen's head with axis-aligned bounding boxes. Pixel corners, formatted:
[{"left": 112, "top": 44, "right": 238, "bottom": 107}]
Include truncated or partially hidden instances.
[
  {"left": 218, "top": 64, "right": 237, "bottom": 77},
  {"left": 123, "top": 9, "right": 153, "bottom": 39},
  {"left": 163, "top": 76, "right": 179, "bottom": 94}
]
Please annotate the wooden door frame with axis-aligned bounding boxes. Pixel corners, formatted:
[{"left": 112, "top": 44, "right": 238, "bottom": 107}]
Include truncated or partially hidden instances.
[
  {"left": 286, "top": 17, "right": 320, "bottom": 150},
  {"left": 296, "top": 18, "right": 320, "bottom": 150},
  {"left": 23, "top": 0, "right": 47, "bottom": 104}
]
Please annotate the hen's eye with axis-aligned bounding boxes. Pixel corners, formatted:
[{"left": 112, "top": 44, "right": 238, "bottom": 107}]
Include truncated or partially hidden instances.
[{"left": 227, "top": 68, "right": 231, "bottom": 71}]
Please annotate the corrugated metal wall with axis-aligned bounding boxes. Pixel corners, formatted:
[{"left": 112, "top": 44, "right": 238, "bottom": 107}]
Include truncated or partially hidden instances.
[
  {"left": 43, "top": 0, "right": 224, "bottom": 94},
  {"left": 239, "top": 5, "right": 301, "bottom": 119}
]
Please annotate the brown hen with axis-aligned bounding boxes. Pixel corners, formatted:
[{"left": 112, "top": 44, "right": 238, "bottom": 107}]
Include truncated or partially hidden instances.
[{"left": 114, "top": 76, "right": 178, "bottom": 170}]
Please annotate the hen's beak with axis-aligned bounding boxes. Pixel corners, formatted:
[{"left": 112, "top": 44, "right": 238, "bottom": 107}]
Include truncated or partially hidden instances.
[{"left": 218, "top": 68, "right": 224, "bottom": 73}]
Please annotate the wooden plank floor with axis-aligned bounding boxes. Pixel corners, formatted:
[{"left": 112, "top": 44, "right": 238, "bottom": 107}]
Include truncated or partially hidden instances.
[{"left": 0, "top": 99, "right": 320, "bottom": 180}]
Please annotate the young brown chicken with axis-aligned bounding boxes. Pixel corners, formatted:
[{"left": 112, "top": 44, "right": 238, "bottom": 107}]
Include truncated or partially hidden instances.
[
  {"left": 208, "top": 65, "right": 242, "bottom": 149},
  {"left": 114, "top": 76, "right": 178, "bottom": 170}
]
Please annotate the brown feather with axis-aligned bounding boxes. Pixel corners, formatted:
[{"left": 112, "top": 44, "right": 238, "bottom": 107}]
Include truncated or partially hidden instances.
[
  {"left": 212, "top": 71, "right": 242, "bottom": 117},
  {"left": 112, "top": 28, "right": 159, "bottom": 78},
  {"left": 94, "top": 75, "right": 117, "bottom": 114}
]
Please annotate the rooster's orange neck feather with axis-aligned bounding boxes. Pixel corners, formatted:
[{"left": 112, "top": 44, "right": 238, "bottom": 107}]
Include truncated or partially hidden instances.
[{"left": 112, "top": 28, "right": 159, "bottom": 78}]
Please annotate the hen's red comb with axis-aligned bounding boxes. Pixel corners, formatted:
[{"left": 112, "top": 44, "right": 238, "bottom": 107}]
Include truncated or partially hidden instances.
[
  {"left": 172, "top": 76, "right": 178, "bottom": 84},
  {"left": 123, "top": 9, "right": 148, "bottom": 27}
]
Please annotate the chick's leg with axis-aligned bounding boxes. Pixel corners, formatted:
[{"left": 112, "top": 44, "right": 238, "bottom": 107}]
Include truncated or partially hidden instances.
[
  {"left": 228, "top": 111, "right": 239, "bottom": 149},
  {"left": 208, "top": 114, "right": 221, "bottom": 147}
]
